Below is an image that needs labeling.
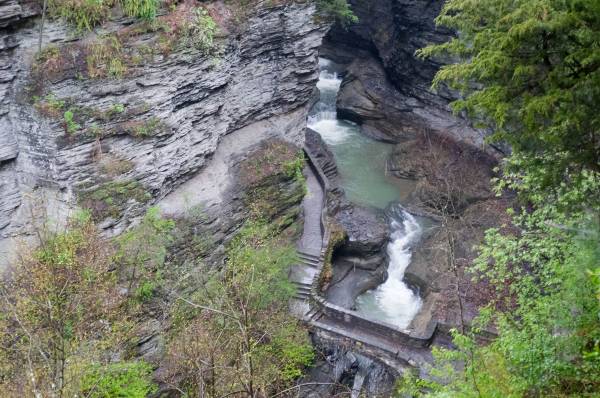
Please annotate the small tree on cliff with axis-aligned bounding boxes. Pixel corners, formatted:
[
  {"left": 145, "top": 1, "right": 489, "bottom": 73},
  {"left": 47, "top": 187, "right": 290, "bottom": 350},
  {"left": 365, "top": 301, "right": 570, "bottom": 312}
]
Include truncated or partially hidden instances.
[
  {"left": 0, "top": 212, "right": 122, "bottom": 396},
  {"left": 162, "top": 222, "right": 314, "bottom": 397}
]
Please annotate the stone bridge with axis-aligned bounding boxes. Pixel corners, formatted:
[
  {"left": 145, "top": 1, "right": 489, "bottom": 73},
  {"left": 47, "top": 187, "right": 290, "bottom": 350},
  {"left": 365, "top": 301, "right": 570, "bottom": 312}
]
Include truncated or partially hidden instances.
[{"left": 289, "top": 144, "right": 447, "bottom": 372}]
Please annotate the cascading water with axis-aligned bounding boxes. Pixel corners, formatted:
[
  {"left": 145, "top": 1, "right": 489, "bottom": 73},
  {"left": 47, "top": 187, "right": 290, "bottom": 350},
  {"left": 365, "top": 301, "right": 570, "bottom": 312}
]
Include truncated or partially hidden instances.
[
  {"left": 309, "top": 58, "right": 422, "bottom": 329},
  {"left": 308, "top": 59, "right": 407, "bottom": 209},
  {"left": 355, "top": 206, "right": 423, "bottom": 329}
]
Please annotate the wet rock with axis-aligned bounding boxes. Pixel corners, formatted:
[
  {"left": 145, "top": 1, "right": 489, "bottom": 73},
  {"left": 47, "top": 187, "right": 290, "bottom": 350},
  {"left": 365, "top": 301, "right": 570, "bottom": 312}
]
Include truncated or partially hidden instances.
[
  {"left": 335, "top": 205, "right": 389, "bottom": 257},
  {"left": 301, "top": 334, "right": 398, "bottom": 398},
  {"left": 324, "top": 0, "right": 505, "bottom": 151}
]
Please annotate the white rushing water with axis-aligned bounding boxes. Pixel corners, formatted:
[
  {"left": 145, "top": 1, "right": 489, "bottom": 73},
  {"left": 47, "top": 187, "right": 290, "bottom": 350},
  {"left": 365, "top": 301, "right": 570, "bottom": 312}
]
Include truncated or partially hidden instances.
[
  {"left": 355, "top": 208, "right": 423, "bottom": 329},
  {"left": 309, "top": 58, "right": 423, "bottom": 329}
]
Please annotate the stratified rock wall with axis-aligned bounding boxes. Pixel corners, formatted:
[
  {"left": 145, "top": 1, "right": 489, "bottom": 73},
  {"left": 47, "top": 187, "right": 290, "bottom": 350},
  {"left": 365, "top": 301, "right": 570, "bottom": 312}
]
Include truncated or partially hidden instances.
[
  {"left": 324, "top": 0, "right": 491, "bottom": 148},
  {"left": 0, "top": 1, "right": 327, "bottom": 266}
]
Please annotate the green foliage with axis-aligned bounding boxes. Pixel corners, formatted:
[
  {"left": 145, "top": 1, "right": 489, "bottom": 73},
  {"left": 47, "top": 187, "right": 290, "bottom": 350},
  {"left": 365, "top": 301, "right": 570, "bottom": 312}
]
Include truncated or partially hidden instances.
[
  {"left": 163, "top": 221, "right": 313, "bottom": 396},
  {"left": 418, "top": 0, "right": 600, "bottom": 194},
  {"left": 115, "top": 207, "right": 175, "bottom": 303},
  {"left": 283, "top": 152, "right": 306, "bottom": 183},
  {"left": 87, "top": 35, "right": 127, "bottom": 79},
  {"left": 78, "top": 179, "right": 151, "bottom": 221},
  {"left": 178, "top": 7, "right": 217, "bottom": 54},
  {"left": 125, "top": 116, "right": 166, "bottom": 137},
  {"left": 121, "top": 0, "right": 158, "bottom": 20},
  {"left": 0, "top": 216, "right": 121, "bottom": 396},
  {"left": 47, "top": 0, "right": 160, "bottom": 30},
  {"left": 316, "top": 0, "right": 358, "bottom": 27},
  {"left": 110, "top": 103, "right": 126, "bottom": 114},
  {"left": 224, "top": 221, "right": 298, "bottom": 308},
  {"left": 34, "top": 92, "right": 66, "bottom": 117},
  {"left": 64, "top": 108, "right": 81, "bottom": 134},
  {"left": 48, "top": 0, "right": 111, "bottom": 31},
  {"left": 397, "top": 179, "right": 600, "bottom": 397},
  {"left": 81, "top": 361, "right": 156, "bottom": 397},
  {"left": 404, "top": 2, "right": 600, "bottom": 396}
]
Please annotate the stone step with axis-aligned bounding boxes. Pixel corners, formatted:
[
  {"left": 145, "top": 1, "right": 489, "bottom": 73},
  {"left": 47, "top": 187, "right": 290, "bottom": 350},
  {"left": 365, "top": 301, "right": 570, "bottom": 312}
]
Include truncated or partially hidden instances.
[
  {"left": 297, "top": 251, "right": 321, "bottom": 261},
  {"left": 294, "top": 291, "right": 310, "bottom": 300},
  {"left": 305, "top": 306, "right": 324, "bottom": 322},
  {"left": 298, "top": 253, "right": 320, "bottom": 262},
  {"left": 322, "top": 164, "right": 336, "bottom": 174},
  {"left": 300, "top": 259, "right": 321, "bottom": 268},
  {"left": 291, "top": 280, "right": 312, "bottom": 288}
]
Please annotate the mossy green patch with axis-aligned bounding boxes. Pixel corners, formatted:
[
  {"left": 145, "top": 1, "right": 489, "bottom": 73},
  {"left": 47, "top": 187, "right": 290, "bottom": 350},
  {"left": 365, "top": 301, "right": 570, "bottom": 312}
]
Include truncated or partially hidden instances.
[
  {"left": 319, "top": 219, "right": 346, "bottom": 292},
  {"left": 78, "top": 180, "right": 151, "bottom": 221}
]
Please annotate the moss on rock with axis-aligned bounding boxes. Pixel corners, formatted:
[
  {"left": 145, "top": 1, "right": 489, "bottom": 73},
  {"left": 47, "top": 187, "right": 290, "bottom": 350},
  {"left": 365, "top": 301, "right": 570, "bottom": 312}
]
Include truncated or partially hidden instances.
[{"left": 78, "top": 180, "right": 151, "bottom": 221}]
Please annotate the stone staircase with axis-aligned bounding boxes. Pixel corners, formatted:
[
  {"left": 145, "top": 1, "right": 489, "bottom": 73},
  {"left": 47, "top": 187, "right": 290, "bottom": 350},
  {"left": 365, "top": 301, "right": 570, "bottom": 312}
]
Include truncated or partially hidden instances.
[
  {"left": 288, "top": 145, "right": 448, "bottom": 378},
  {"left": 291, "top": 250, "right": 323, "bottom": 301},
  {"left": 320, "top": 160, "right": 337, "bottom": 180},
  {"left": 297, "top": 250, "right": 322, "bottom": 269}
]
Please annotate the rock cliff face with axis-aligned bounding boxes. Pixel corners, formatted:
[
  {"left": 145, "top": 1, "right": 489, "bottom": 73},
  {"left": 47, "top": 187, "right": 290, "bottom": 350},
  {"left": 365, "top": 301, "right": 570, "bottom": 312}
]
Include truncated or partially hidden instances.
[
  {"left": 323, "top": 0, "right": 491, "bottom": 149},
  {"left": 0, "top": 0, "right": 327, "bottom": 267}
]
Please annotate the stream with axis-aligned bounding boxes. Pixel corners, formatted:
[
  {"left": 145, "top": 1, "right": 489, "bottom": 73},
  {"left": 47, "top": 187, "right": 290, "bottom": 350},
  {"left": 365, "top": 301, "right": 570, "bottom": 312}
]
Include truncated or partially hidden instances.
[{"left": 308, "top": 58, "right": 423, "bottom": 329}]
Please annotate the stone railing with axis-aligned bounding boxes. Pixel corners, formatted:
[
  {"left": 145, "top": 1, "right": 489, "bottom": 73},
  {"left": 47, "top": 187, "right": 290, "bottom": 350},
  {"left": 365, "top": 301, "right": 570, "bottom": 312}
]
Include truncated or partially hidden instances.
[
  {"left": 312, "top": 296, "right": 437, "bottom": 348},
  {"left": 302, "top": 146, "right": 331, "bottom": 257},
  {"left": 302, "top": 144, "right": 440, "bottom": 353}
]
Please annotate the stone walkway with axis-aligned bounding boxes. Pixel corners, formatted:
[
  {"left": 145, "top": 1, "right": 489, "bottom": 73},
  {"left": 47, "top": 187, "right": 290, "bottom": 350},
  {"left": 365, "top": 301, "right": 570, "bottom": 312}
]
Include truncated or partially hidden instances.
[
  {"left": 290, "top": 152, "right": 436, "bottom": 369},
  {"left": 298, "top": 164, "right": 324, "bottom": 254},
  {"left": 289, "top": 163, "right": 324, "bottom": 315}
]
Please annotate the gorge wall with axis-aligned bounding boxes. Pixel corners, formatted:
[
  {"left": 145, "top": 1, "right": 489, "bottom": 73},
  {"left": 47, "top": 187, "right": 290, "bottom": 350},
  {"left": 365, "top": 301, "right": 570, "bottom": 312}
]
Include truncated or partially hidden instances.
[
  {"left": 323, "top": 0, "right": 491, "bottom": 148},
  {"left": 0, "top": 0, "right": 327, "bottom": 267}
]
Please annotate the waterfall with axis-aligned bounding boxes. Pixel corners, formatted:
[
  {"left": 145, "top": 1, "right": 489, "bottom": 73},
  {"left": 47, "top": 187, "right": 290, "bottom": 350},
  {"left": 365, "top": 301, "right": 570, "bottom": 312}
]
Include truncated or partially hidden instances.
[
  {"left": 310, "top": 58, "right": 423, "bottom": 328},
  {"left": 308, "top": 64, "right": 353, "bottom": 145},
  {"left": 356, "top": 207, "right": 423, "bottom": 329}
]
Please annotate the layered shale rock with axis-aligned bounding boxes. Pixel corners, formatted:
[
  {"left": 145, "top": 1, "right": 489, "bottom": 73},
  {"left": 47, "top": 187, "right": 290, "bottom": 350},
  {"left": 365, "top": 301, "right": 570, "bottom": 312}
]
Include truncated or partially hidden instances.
[
  {"left": 0, "top": 0, "right": 327, "bottom": 267},
  {"left": 324, "top": 0, "right": 492, "bottom": 149}
]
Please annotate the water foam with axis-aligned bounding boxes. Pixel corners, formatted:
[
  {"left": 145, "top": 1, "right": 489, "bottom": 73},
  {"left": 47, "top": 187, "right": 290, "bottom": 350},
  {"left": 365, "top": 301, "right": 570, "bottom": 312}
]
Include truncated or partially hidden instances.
[
  {"left": 374, "top": 210, "right": 422, "bottom": 327},
  {"left": 309, "top": 58, "right": 423, "bottom": 328}
]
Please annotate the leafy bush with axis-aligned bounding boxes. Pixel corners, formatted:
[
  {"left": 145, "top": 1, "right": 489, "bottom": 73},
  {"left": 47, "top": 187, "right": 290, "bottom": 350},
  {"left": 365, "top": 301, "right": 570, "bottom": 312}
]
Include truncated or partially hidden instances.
[
  {"left": 34, "top": 92, "right": 66, "bottom": 117},
  {"left": 114, "top": 207, "right": 175, "bottom": 304},
  {"left": 121, "top": 0, "right": 159, "bottom": 20},
  {"left": 48, "top": 0, "right": 111, "bottom": 31},
  {"left": 0, "top": 214, "right": 121, "bottom": 396},
  {"left": 316, "top": 0, "right": 358, "bottom": 27},
  {"left": 178, "top": 7, "right": 217, "bottom": 54},
  {"left": 78, "top": 179, "right": 151, "bottom": 221},
  {"left": 64, "top": 109, "right": 81, "bottom": 134},
  {"left": 47, "top": 0, "right": 160, "bottom": 30},
  {"left": 86, "top": 35, "right": 127, "bottom": 79},
  {"left": 162, "top": 221, "right": 313, "bottom": 396},
  {"left": 81, "top": 361, "right": 156, "bottom": 397}
]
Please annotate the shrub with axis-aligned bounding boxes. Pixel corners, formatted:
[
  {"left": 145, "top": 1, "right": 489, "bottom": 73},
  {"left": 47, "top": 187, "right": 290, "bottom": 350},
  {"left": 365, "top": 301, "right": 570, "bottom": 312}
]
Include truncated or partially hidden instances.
[
  {"left": 86, "top": 35, "right": 127, "bottom": 79},
  {"left": 64, "top": 108, "right": 81, "bottom": 134},
  {"left": 121, "top": 0, "right": 159, "bottom": 20},
  {"left": 114, "top": 207, "right": 174, "bottom": 304},
  {"left": 48, "top": 0, "right": 112, "bottom": 31},
  {"left": 81, "top": 361, "right": 156, "bottom": 397},
  {"left": 162, "top": 222, "right": 313, "bottom": 396},
  {"left": 316, "top": 0, "right": 358, "bottom": 27},
  {"left": 283, "top": 152, "right": 306, "bottom": 184},
  {"left": 78, "top": 179, "right": 151, "bottom": 221},
  {"left": 0, "top": 214, "right": 121, "bottom": 396},
  {"left": 178, "top": 7, "right": 217, "bottom": 54},
  {"left": 109, "top": 103, "right": 126, "bottom": 114},
  {"left": 34, "top": 93, "right": 66, "bottom": 117}
]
